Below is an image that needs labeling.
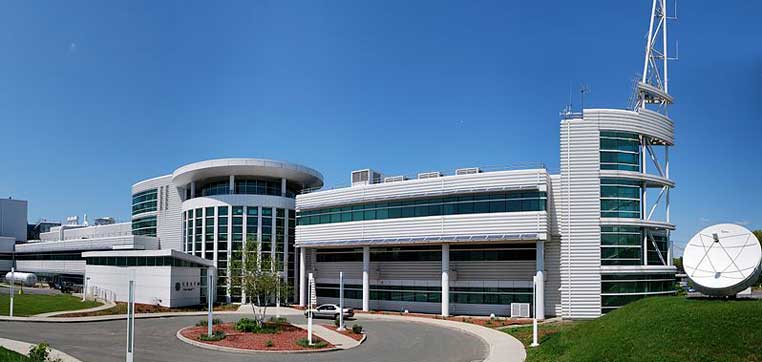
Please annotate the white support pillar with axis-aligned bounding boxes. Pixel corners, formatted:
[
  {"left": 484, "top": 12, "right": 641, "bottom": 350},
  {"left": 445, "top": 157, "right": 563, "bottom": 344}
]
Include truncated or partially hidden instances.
[
  {"left": 299, "top": 247, "right": 306, "bottom": 307},
  {"left": 362, "top": 246, "right": 370, "bottom": 312},
  {"left": 281, "top": 178, "right": 287, "bottom": 197},
  {"left": 190, "top": 182, "right": 196, "bottom": 199},
  {"left": 441, "top": 244, "right": 450, "bottom": 317},
  {"left": 535, "top": 241, "right": 545, "bottom": 321},
  {"left": 229, "top": 175, "right": 235, "bottom": 194}
]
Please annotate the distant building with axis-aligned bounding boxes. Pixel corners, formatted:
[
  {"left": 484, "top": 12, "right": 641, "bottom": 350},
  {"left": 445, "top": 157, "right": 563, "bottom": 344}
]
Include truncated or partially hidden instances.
[{"left": 27, "top": 220, "right": 61, "bottom": 242}]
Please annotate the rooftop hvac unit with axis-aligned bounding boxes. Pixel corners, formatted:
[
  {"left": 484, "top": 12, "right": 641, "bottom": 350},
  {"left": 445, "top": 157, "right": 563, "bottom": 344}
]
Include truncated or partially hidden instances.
[
  {"left": 384, "top": 175, "right": 407, "bottom": 183},
  {"left": 417, "top": 171, "right": 441, "bottom": 180},
  {"left": 351, "top": 169, "right": 383, "bottom": 187},
  {"left": 455, "top": 167, "right": 481, "bottom": 175},
  {"left": 510, "top": 303, "right": 531, "bottom": 318}
]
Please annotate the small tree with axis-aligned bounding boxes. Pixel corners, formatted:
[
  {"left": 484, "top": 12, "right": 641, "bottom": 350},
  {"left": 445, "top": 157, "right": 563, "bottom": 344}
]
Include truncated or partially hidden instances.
[{"left": 230, "top": 237, "right": 290, "bottom": 327}]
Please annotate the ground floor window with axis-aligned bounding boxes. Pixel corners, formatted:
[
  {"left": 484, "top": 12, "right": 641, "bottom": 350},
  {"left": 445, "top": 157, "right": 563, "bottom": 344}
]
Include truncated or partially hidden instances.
[{"left": 315, "top": 283, "right": 532, "bottom": 305}]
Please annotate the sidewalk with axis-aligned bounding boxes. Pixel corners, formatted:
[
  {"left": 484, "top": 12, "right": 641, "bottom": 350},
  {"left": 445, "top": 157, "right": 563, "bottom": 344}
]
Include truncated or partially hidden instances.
[
  {"left": 359, "top": 313, "right": 526, "bottom": 362},
  {"left": 291, "top": 323, "right": 361, "bottom": 350},
  {"left": 0, "top": 337, "right": 82, "bottom": 362},
  {"left": 34, "top": 300, "right": 117, "bottom": 318}
]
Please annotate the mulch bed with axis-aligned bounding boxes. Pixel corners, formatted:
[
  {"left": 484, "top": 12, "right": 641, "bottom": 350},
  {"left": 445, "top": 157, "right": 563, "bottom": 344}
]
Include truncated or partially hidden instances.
[
  {"left": 323, "top": 324, "right": 364, "bottom": 341},
  {"left": 181, "top": 322, "right": 334, "bottom": 351}
]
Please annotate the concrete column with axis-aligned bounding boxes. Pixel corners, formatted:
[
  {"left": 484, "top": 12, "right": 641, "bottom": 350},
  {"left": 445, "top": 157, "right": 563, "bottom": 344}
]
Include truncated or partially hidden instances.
[
  {"left": 362, "top": 246, "right": 370, "bottom": 312},
  {"left": 281, "top": 178, "right": 287, "bottom": 197},
  {"left": 229, "top": 175, "right": 235, "bottom": 194},
  {"left": 535, "top": 240, "right": 545, "bottom": 321},
  {"left": 299, "top": 247, "right": 306, "bottom": 307},
  {"left": 190, "top": 182, "right": 196, "bottom": 198},
  {"left": 441, "top": 244, "right": 449, "bottom": 317}
]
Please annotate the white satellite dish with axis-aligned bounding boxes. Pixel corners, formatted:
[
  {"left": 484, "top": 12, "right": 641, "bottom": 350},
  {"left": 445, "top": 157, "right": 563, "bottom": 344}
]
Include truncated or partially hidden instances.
[{"left": 683, "top": 223, "right": 762, "bottom": 296}]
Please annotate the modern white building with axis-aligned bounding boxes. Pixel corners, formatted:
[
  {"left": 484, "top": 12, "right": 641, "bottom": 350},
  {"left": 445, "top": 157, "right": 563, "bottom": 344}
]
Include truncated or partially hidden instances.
[
  {"left": 296, "top": 2, "right": 678, "bottom": 319},
  {"left": 82, "top": 249, "right": 215, "bottom": 307},
  {"left": 132, "top": 158, "right": 323, "bottom": 302},
  {"left": 1, "top": 199, "right": 28, "bottom": 272}
]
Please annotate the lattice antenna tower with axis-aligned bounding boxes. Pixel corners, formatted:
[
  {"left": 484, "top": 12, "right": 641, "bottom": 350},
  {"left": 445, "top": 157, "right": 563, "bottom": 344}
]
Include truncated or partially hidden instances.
[{"left": 634, "top": 0, "right": 677, "bottom": 115}]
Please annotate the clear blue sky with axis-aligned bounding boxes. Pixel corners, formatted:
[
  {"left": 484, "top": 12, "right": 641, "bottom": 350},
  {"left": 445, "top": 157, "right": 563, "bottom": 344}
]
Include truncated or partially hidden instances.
[{"left": 1, "top": 1, "right": 760, "bottom": 251}]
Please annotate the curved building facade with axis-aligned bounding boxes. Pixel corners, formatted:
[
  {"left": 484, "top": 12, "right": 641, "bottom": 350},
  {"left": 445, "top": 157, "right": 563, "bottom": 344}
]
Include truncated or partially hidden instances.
[
  {"left": 132, "top": 158, "right": 323, "bottom": 302},
  {"left": 559, "top": 107, "right": 676, "bottom": 318}
]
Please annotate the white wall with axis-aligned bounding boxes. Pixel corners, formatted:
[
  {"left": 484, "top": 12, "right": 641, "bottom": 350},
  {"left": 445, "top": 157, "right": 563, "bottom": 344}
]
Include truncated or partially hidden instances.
[
  {"left": 85, "top": 265, "right": 202, "bottom": 307},
  {"left": 0, "top": 199, "right": 27, "bottom": 242}
]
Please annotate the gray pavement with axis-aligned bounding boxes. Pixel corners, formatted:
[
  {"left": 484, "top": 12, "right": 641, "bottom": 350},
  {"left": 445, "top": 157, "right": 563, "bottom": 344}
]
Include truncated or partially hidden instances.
[{"left": 0, "top": 314, "right": 488, "bottom": 362}]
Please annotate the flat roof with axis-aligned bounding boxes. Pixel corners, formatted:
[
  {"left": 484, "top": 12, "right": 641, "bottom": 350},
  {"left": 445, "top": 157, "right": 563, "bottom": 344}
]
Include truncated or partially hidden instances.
[
  {"left": 171, "top": 158, "right": 324, "bottom": 188},
  {"left": 82, "top": 249, "right": 215, "bottom": 267}
]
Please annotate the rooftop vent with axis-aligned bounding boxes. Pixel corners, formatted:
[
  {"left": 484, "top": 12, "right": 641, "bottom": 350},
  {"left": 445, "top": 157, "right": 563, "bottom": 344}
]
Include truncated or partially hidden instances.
[
  {"left": 417, "top": 171, "right": 442, "bottom": 180},
  {"left": 351, "top": 169, "right": 383, "bottom": 187},
  {"left": 455, "top": 167, "right": 481, "bottom": 175},
  {"left": 384, "top": 175, "right": 407, "bottom": 183}
]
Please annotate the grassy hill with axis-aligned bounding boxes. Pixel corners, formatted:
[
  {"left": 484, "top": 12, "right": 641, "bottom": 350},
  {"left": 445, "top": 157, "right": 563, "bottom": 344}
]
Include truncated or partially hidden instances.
[
  {"left": 506, "top": 296, "right": 762, "bottom": 362},
  {"left": 0, "top": 293, "right": 101, "bottom": 316}
]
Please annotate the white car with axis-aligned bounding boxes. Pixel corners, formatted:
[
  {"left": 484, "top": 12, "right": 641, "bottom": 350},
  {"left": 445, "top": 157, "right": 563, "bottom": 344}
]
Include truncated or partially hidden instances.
[{"left": 304, "top": 304, "right": 354, "bottom": 319}]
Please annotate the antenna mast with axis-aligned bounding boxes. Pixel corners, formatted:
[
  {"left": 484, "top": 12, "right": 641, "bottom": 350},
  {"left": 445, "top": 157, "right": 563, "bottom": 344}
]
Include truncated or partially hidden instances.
[{"left": 635, "top": 0, "right": 675, "bottom": 115}]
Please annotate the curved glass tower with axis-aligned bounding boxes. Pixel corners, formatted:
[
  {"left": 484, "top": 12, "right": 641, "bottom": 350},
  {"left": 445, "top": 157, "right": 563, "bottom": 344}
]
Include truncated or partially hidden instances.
[{"left": 132, "top": 158, "right": 323, "bottom": 302}]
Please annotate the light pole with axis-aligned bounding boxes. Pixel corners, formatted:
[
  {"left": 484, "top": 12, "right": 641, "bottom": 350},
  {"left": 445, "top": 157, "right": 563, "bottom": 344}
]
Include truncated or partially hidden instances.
[
  {"left": 307, "top": 272, "right": 315, "bottom": 345},
  {"left": 276, "top": 271, "right": 282, "bottom": 319},
  {"left": 9, "top": 267, "right": 15, "bottom": 318},
  {"left": 530, "top": 273, "right": 539, "bottom": 348},
  {"left": 83, "top": 276, "right": 90, "bottom": 302},
  {"left": 207, "top": 272, "right": 214, "bottom": 338},
  {"left": 337, "top": 271, "right": 345, "bottom": 331},
  {"left": 126, "top": 275, "right": 135, "bottom": 362}
]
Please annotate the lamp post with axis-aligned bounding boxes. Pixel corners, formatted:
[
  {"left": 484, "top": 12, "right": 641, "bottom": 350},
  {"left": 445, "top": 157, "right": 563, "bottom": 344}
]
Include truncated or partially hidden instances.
[
  {"left": 9, "top": 267, "right": 14, "bottom": 318},
  {"left": 530, "top": 273, "right": 540, "bottom": 348},
  {"left": 337, "top": 271, "right": 345, "bottom": 331},
  {"left": 276, "top": 271, "right": 282, "bottom": 319},
  {"left": 307, "top": 272, "right": 315, "bottom": 345},
  {"left": 207, "top": 272, "right": 214, "bottom": 338},
  {"left": 126, "top": 272, "right": 136, "bottom": 362},
  {"left": 83, "top": 276, "right": 90, "bottom": 302}
]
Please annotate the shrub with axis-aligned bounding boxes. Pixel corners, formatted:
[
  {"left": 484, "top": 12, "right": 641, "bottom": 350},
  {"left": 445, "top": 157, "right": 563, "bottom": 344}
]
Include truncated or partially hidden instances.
[
  {"left": 351, "top": 324, "right": 363, "bottom": 334},
  {"left": 296, "top": 338, "right": 328, "bottom": 348},
  {"left": 195, "top": 318, "right": 223, "bottom": 327},
  {"left": 235, "top": 318, "right": 279, "bottom": 334},
  {"left": 334, "top": 317, "right": 340, "bottom": 327},
  {"left": 265, "top": 340, "right": 274, "bottom": 348},
  {"left": 198, "top": 330, "right": 226, "bottom": 342},
  {"left": 28, "top": 343, "right": 50, "bottom": 362},
  {"left": 268, "top": 316, "right": 288, "bottom": 325},
  {"left": 28, "top": 343, "right": 61, "bottom": 362}
]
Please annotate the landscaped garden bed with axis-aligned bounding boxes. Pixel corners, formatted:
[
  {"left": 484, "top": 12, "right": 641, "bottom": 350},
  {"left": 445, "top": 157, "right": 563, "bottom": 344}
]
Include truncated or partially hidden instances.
[
  {"left": 324, "top": 323, "right": 365, "bottom": 341},
  {"left": 180, "top": 318, "right": 334, "bottom": 351}
]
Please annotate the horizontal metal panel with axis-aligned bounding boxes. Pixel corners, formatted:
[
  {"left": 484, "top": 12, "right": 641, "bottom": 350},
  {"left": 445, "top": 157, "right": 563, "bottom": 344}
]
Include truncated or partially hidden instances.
[
  {"left": 585, "top": 108, "right": 674, "bottom": 145},
  {"left": 16, "top": 260, "right": 86, "bottom": 275},
  {"left": 559, "top": 118, "right": 602, "bottom": 319},
  {"left": 297, "top": 212, "right": 548, "bottom": 245},
  {"left": 297, "top": 169, "right": 549, "bottom": 210},
  {"left": 15, "top": 236, "right": 159, "bottom": 253}
]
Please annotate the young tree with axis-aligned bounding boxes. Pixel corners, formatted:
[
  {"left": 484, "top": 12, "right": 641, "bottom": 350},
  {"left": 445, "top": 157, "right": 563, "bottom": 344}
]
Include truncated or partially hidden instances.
[{"left": 230, "top": 236, "right": 290, "bottom": 326}]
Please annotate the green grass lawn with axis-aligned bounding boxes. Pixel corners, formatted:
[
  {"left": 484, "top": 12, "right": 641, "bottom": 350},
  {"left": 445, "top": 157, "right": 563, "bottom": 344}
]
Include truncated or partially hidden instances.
[
  {"left": 0, "top": 347, "right": 32, "bottom": 361},
  {"left": 0, "top": 293, "right": 101, "bottom": 317},
  {"left": 505, "top": 296, "right": 762, "bottom": 362}
]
